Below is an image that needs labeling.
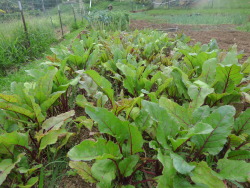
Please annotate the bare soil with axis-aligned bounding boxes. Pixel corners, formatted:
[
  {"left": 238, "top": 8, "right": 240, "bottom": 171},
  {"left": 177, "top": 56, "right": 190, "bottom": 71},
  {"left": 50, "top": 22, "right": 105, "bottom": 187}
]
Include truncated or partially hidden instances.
[
  {"left": 55, "top": 26, "right": 69, "bottom": 39},
  {"left": 59, "top": 175, "right": 95, "bottom": 188},
  {"left": 130, "top": 20, "right": 250, "bottom": 61}
]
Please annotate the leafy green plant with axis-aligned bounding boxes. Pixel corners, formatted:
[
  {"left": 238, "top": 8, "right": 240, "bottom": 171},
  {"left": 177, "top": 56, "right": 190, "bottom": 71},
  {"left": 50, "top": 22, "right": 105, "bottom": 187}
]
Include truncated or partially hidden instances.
[
  {"left": 0, "top": 110, "right": 75, "bottom": 187},
  {"left": 68, "top": 105, "right": 151, "bottom": 187},
  {"left": 0, "top": 67, "right": 78, "bottom": 187},
  {"left": 142, "top": 99, "right": 250, "bottom": 187},
  {"left": 1, "top": 28, "right": 249, "bottom": 187},
  {"left": 65, "top": 30, "right": 249, "bottom": 187},
  {"left": 86, "top": 11, "right": 129, "bottom": 31}
]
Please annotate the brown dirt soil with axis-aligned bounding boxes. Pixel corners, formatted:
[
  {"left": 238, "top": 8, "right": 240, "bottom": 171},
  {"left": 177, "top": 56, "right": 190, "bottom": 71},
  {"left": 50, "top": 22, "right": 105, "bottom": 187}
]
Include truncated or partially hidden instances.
[
  {"left": 55, "top": 26, "right": 69, "bottom": 39},
  {"left": 59, "top": 175, "right": 95, "bottom": 188},
  {"left": 130, "top": 20, "right": 250, "bottom": 61}
]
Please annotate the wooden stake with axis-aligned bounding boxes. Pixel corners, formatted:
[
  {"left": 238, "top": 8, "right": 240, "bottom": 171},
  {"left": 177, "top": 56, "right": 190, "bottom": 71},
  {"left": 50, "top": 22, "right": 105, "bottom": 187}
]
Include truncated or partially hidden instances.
[
  {"left": 41, "top": 0, "right": 46, "bottom": 12},
  {"left": 58, "top": 5, "right": 64, "bottom": 37},
  {"left": 18, "top": 1, "right": 30, "bottom": 48},
  {"left": 71, "top": 4, "right": 77, "bottom": 25}
]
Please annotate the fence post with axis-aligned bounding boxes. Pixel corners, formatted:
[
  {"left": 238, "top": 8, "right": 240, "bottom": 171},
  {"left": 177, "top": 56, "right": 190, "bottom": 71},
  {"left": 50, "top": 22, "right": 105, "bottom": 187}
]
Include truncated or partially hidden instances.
[
  {"left": 71, "top": 4, "right": 77, "bottom": 26},
  {"left": 41, "top": 0, "right": 46, "bottom": 12},
  {"left": 79, "top": 0, "right": 84, "bottom": 23},
  {"left": 89, "top": 0, "right": 92, "bottom": 14},
  {"left": 58, "top": 5, "right": 64, "bottom": 37},
  {"left": 18, "top": 0, "right": 30, "bottom": 48},
  {"left": 80, "top": 8, "right": 84, "bottom": 23},
  {"left": 48, "top": 13, "right": 54, "bottom": 28},
  {"left": 89, "top": 0, "right": 92, "bottom": 9}
]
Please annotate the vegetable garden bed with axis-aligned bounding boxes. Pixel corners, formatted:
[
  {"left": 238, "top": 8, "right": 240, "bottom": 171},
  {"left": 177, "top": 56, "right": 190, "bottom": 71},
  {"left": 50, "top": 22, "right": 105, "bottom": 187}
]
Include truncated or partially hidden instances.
[{"left": 0, "top": 29, "right": 249, "bottom": 188}]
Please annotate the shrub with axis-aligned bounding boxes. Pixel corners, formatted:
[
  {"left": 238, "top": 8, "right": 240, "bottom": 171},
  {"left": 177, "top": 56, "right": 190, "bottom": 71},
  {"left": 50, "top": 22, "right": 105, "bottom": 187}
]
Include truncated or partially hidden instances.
[{"left": 86, "top": 11, "right": 129, "bottom": 31}]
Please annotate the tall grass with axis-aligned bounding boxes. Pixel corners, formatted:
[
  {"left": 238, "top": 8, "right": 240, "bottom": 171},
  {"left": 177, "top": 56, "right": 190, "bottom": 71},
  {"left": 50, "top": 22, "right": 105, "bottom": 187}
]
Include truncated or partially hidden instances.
[
  {"left": 0, "top": 1, "right": 90, "bottom": 76},
  {"left": 0, "top": 28, "right": 85, "bottom": 93},
  {"left": 0, "top": 15, "right": 57, "bottom": 75}
]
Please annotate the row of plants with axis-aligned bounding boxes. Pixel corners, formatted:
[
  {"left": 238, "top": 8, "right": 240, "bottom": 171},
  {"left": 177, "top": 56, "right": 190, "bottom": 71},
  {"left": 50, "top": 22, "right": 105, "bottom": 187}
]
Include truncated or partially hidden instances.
[
  {"left": 0, "top": 29, "right": 249, "bottom": 187},
  {"left": 86, "top": 11, "right": 130, "bottom": 31}
]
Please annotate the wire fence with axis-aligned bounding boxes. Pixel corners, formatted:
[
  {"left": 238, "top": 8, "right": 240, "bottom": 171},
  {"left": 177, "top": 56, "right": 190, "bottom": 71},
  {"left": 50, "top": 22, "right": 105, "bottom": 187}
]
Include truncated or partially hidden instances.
[
  {"left": 0, "top": 0, "right": 147, "bottom": 74},
  {"left": 0, "top": 0, "right": 92, "bottom": 75},
  {"left": 0, "top": 0, "right": 87, "bottom": 38}
]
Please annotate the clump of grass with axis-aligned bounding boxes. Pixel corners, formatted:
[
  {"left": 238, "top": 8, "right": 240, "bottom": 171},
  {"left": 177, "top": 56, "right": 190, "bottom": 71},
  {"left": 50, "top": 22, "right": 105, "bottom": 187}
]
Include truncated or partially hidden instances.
[
  {"left": 161, "top": 14, "right": 247, "bottom": 25},
  {"left": 131, "top": 10, "right": 248, "bottom": 25},
  {"left": 237, "top": 22, "right": 250, "bottom": 32}
]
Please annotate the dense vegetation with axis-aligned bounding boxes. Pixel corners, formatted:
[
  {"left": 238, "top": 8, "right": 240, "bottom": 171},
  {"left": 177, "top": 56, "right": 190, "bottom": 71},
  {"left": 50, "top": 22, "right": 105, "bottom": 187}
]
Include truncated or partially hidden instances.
[
  {"left": 0, "top": 0, "right": 249, "bottom": 187},
  {"left": 0, "top": 29, "right": 249, "bottom": 187},
  {"left": 0, "top": 2, "right": 131, "bottom": 76},
  {"left": 1, "top": 0, "right": 249, "bottom": 75}
]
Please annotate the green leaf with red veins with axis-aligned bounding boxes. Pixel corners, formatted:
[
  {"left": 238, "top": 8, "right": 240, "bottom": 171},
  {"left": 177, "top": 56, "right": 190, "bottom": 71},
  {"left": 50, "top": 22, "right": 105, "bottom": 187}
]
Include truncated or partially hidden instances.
[
  {"left": 85, "top": 106, "right": 129, "bottom": 143},
  {"left": 41, "top": 110, "right": 75, "bottom": 132},
  {"left": 142, "top": 100, "right": 180, "bottom": 149},
  {"left": 0, "top": 153, "right": 24, "bottom": 185},
  {"left": 68, "top": 139, "right": 122, "bottom": 161},
  {"left": 217, "top": 159, "right": 250, "bottom": 182},
  {"left": 118, "top": 155, "right": 139, "bottom": 177},
  {"left": 156, "top": 151, "right": 176, "bottom": 188},
  {"left": 234, "top": 108, "right": 250, "bottom": 135},
  {"left": 69, "top": 161, "right": 97, "bottom": 183},
  {"left": 85, "top": 70, "right": 114, "bottom": 106},
  {"left": 214, "top": 64, "right": 243, "bottom": 93},
  {"left": 159, "top": 97, "right": 192, "bottom": 128},
  {"left": 198, "top": 58, "right": 217, "bottom": 86},
  {"left": 227, "top": 150, "right": 250, "bottom": 160},
  {"left": 91, "top": 159, "right": 116, "bottom": 188},
  {"left": 170, "top": 153, "right": 195, "bottom": 174},
  {"left": 0, "top": 132, "right": 28, "bottom": 155},
  {"left": 0, "top": 102, "right": 35, "bottom": 119},
  {"left": 188, "top": 80, "right": 214, "bottom": 109},
  {"left": 191, "top": 161, "right": 225, "bottom": 188},
  {"left": 191, "top": 105, "right": 235, "bottom": 155}
]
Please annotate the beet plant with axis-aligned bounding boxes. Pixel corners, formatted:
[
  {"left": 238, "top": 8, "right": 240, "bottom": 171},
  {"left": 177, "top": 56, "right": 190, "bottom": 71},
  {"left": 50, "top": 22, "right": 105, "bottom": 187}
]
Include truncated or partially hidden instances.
[
  {"left": 0, "top": 67, "right": 77, "bottom": 187},
  {"left": 0, "top": 29, "right": 249, "bottom": 187}
]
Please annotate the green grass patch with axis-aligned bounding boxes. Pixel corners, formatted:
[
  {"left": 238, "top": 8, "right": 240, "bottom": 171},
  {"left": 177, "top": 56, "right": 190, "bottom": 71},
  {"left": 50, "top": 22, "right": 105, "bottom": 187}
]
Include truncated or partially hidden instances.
[
  {"left": 146, "top": 8, "right": 250, "bottom": 15},
  {"left": 0, "top": 28, "right": 84, "bottom": 93},
  {"left": 90, "top": 1, "right": 146, "bottom": 12},
  {"left": 129, "top": 0, "right": 250, "bottom": 28},
  {"left": 131, "top": 12, "right": 248, "bottom": 25},
  {"left": 237, "top": 22, "right": 250, "bottom": 32},
  {"left": 194, "top": 0, "right": 250, "bottom": 9},
  {"left": 0, "top": 16, "right": 57, "bottom": 75}
]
